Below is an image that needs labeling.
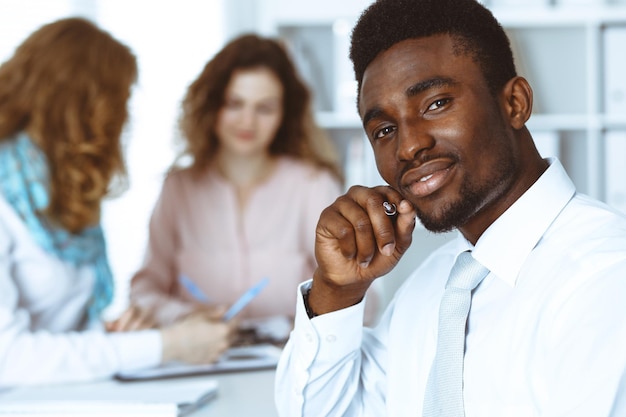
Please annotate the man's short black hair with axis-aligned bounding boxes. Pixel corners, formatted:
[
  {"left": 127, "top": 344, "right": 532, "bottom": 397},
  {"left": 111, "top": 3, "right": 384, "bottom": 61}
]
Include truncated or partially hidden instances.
[{"left": 350, "top": 0, "right": 517, "bottom": 99}]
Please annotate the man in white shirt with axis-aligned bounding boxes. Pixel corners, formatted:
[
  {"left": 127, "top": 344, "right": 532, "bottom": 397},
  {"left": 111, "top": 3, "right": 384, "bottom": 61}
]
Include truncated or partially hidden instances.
[{"left": 274, "top": 0, "right": 626, "bottom": 416}]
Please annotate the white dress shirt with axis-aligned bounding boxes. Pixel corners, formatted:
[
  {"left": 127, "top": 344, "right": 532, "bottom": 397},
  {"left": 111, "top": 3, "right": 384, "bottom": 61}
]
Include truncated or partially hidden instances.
[
  {"left": 0, "top": 195, "right": 161, "bottom": 387},
  {"left": 275, "top": 159, "right": 626, "bottom": 417}
]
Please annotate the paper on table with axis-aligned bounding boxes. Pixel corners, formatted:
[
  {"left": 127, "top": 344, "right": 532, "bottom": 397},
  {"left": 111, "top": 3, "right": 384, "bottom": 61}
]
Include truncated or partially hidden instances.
[
  {"left": 238, "top": 315, "right": 292, "bottom": 344},
  {"left": 0, "top": 379, "right": 218, "bottom": 416},
  {"left": 115, "top": 344, "right": 283, "bottom": 381}
]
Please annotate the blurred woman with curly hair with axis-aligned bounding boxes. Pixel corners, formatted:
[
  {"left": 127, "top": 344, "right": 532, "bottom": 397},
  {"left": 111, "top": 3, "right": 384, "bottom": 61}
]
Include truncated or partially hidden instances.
[
  {"left": 128, "top": 33, "right": 378, "bottom": 331},
  {"left": 0, "top": 17, "right": 233, "bottom": 387}
]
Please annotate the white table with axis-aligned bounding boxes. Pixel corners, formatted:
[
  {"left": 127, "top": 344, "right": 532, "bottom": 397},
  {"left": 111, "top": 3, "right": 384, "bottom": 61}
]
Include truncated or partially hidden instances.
[
  {"left": 0, "top": 369, "right": 279, "bottom": 417},
  {"left": 192, "top": 370, "right": 278, "bottom": 416}
]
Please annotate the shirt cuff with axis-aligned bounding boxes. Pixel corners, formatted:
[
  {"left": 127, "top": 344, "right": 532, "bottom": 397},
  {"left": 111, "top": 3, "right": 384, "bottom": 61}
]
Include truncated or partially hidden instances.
[
  {"left": 293, "top": 280, "right": 365, "bottom": 367},
  {"left": 107, "top": 329, "right": 162, "bottom": 372}
]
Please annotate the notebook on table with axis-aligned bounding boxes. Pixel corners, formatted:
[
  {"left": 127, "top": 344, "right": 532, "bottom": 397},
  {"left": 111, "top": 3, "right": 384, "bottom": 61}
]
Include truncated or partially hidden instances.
[{"left": 0, "top": 379, "right": 218, "bottom": 416}]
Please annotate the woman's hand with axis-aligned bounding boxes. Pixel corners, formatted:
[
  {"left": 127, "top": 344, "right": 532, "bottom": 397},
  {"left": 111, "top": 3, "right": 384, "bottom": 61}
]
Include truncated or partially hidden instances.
[
  {"left": 160, "top": 314, "right": 238, "bottom": 364},
  {"left": 105, "top": 305, "right": 155, "bottom": 332}
]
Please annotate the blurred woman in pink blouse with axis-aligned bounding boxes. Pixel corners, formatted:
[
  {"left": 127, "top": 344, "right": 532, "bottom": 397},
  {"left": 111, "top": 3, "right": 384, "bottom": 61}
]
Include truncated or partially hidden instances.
[{"left": 126, "top": 34, "right": 376, "bottom": 330}]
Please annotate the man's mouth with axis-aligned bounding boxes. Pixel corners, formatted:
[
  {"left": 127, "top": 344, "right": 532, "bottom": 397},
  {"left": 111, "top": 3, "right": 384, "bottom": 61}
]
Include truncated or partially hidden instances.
[{"left": 401, "top": 160, "right": 455, "bottom": 199}]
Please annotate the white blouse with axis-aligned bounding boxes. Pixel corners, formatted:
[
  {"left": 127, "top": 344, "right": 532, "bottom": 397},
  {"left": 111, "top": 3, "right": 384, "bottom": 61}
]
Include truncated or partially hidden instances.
[{"left": 0, "top": 195, "right": 161, "bottom": 387}]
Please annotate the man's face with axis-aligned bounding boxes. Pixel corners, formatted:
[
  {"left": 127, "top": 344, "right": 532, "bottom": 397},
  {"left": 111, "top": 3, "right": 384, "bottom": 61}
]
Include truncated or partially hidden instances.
[{"left": 359, "top": 35, "right": 521, "bottom": 233}]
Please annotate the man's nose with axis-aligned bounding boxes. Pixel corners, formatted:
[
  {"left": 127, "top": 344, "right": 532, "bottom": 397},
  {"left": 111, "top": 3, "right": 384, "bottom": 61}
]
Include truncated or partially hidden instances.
[{"left": 396, "top": 124, "right": 435, "bottom": 161}]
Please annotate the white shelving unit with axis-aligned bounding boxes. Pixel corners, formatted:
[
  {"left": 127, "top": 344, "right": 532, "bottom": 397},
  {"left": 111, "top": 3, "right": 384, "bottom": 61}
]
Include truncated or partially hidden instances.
[{"left": 492, "top": 5, "right": 626, "bottom": 203}]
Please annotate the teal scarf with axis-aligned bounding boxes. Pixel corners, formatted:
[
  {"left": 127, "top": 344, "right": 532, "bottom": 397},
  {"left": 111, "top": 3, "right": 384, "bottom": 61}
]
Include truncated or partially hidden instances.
[{"left": 0, "top": 133, "right": 113, "bottom": 318}]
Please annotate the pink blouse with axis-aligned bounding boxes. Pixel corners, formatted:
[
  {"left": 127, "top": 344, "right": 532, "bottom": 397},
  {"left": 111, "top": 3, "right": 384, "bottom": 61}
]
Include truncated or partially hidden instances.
[{"left": 130, "top": 157, "right": 344, "bottom": 325}]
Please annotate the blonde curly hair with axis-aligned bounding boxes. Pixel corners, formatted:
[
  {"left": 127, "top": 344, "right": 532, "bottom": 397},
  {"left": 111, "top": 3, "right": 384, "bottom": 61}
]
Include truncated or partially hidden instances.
[{"left": 0, "top": 17, "right": 137, "bottom": 233}]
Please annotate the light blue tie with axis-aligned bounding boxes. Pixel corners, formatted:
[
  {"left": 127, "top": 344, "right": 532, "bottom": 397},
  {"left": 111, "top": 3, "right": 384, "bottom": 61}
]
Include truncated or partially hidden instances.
[{"left": 422, "top": 251, "right": 489, "bottom": 417}]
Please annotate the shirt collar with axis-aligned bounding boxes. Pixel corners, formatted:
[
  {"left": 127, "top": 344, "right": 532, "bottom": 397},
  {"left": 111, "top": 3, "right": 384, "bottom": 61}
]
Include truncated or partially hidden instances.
[{"left": 455, "top": 158, "right": 576, "bottom": 287}]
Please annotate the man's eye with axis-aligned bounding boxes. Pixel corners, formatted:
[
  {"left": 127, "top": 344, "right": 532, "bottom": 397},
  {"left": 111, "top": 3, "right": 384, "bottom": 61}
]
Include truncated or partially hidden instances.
[
  {"left": 427, "top": 98, "right": 451, "bottom": 111},
  {"left": 374, "top": 125, "right": 395, "bottom": 139}
]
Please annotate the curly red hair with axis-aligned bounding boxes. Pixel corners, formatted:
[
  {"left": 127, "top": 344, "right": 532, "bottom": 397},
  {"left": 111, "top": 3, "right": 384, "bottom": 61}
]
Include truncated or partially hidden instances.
[{"left": 0, "top": 17, "right": 137, "bottom": 233}]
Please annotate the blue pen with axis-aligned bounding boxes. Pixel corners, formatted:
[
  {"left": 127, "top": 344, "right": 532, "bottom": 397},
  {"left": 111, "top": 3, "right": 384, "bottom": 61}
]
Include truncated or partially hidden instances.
[
  {"left": 179, "top": 274, "right": 211, "bottom": 303},
  {"left": 179, "top": 274, "right": 269, "bottom": 321},
  {"left": 222, "top": 277, "right": 270, "bottom": 321}
]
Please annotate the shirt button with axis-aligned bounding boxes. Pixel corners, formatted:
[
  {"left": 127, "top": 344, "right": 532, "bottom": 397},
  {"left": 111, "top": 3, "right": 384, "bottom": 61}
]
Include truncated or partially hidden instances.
[
  {"left": 326, "top": 334, "right": 336, "bottom": 343},
  {"left": 305, "top": 333, "right": 313, "bottom": 342}
]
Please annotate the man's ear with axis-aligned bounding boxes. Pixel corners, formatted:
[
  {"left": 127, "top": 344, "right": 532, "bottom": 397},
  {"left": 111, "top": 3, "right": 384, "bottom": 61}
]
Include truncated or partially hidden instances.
[{"left": 501, "top": 76, "right": 533, "bottom": 130}]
